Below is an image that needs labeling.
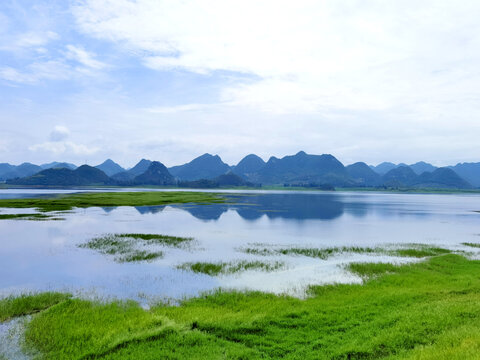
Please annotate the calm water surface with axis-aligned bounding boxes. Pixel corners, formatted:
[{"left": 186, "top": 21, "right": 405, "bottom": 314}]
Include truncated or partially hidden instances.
[{"left": 1, "top": 189, "right": 479, "bottom": 303}]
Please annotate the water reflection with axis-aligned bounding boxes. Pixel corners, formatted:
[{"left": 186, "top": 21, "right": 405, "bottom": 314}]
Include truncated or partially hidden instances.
[
  {"left": 1, "top": 190, "right": 480, "bottom": 303},
  {"left": 161, "top": 194, "right": 345, "bottom": 221}
]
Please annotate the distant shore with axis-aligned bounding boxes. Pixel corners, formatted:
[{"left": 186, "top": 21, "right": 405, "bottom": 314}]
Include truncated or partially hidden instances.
[{"left": 1, "top": 183, "right": 480, "bottom": 195}]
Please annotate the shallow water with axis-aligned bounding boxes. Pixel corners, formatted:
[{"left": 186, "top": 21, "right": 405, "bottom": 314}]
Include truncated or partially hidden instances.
[{"left": 1, "top": 189, "right": 480, "bottom": 303}]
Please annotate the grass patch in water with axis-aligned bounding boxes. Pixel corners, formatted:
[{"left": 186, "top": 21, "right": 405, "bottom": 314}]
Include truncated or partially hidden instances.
[
  {"left": 0, "top": 213, "right": 62, "bottom": 221},
  {"left": 394, "top": 247, "right": 451, "bottom": 258},
  {"left": 19, "top": 254, "right": 480, "bottom": 359},
  {"left": 178, "top": 260, "right": 286, "bottom": 275},
  {"left": 115, "top": 233, "right": 194, "bottom": 247},
  {"left": 240, "top": 244, "right": 452, "bottom": 260},
  {"left": 120, "top": 250, "right": 164, "bottom": 263},
  {"left": 462, "top": 242, "right": 480, "bottom": 248},
  {"left": 278, "top": 246, "right": 379, "bottom": 259},
  {"left": 0, "top": 293, "right": 71, "bottom": 322},
  {"left": 0, "top": 191, "right": 225, "bottom": 212},
  {"left": 79, "top": 234, "right": 194, "bottom": 263}
]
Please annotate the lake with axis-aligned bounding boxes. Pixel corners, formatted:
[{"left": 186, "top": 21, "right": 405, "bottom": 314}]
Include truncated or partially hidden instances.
[{"left": 1, "top": 189, "right": 479, "bottom": 304}]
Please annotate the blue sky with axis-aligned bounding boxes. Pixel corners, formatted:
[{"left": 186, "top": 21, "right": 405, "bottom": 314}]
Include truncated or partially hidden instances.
[{"left": 1, "top": 0, "right": 480, "bottom": 167}]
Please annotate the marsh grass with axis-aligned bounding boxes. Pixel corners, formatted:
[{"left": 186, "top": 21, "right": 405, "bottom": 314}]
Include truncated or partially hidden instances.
[
  {"left": 0, "top": 191, "right": 225, "bottom": 212},
  {"left": 0, "top": 293, "right": 71, "bottom": 322},
  {"left": 116, "top": 233, "right": 194, "bottom": 247},
  {"left": 19, "top": 254, "right": 480, "bottom": 359},
  {"left": 120, "top": 250, "right": 164, "bottom": 262},
  {"left": 0, "top": 213, "right": 61, "bottom": 221},
  {"left": 178, "top": 260, "right": 286, "bottom": 275},
  {"left": 79, "top": 234, "right": 194, "bottom": 263},
  {"left": 239, "top": 244, "right": 452, "bottom": 260},
  {"left": 462, "top": 242, "right": 480, "bottom": 248},
  {"left": 394, "top": 247, "right": 451, "bottom": 257}
]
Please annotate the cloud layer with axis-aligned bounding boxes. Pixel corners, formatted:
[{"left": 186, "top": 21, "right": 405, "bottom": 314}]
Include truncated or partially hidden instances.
[{"left": 1, "top": 0, "right": 480, "bottom": 167}]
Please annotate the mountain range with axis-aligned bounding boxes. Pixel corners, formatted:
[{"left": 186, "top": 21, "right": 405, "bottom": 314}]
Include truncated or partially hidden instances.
[{"left": 3, "top": 152, "right": 480, "bottom": 189}]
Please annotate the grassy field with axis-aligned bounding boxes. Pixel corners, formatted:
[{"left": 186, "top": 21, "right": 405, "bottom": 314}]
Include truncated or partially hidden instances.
[
  {"left": 1, "top": 253, "right": 480, "bottom": 359},
  {"left": 0, "top": 191, "right": 225, "bottom": 212}
]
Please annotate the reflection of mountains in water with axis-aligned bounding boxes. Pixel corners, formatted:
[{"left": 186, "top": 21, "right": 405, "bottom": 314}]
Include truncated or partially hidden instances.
[{"left": 129, "top": 194, "right": 348, "bottom": 221}]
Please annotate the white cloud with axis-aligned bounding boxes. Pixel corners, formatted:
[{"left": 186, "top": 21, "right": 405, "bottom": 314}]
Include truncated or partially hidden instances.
[
  {"left": 64, "top": 44, "right": 106, "bottom": 69},
  {"left": 49, "top": 125, "right": 70, "bottom": 142},
  {"left": 0, "top": 30, "right": 59, "bottom": 52},
  {"left": 0, "top": 60, "right": 71, "bottom": 84},
  {"left": 73, "top": 0, "right": 480, "bottom": 116},
  {"left": 29, "top": 141, "right": 99, "bottom": 156},
  {"left": 3, "top": 0, "right": 480, "bottom": 166}
]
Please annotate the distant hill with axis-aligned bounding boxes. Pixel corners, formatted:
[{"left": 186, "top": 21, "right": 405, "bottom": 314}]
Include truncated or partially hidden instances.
[
  {"left": 0, "top": 163, "right": 42, "bottom": 180},
  {"left": 110, "top": 171, "right": 134, "bottom": 182},
  {"left": 409, "top": 161, "right": 437, "bottom": 175},
  {"left": 111, "top": 159, "right": 152, "bottom": 181},
  {"left": 414, "top": 167, "right": 471, "bottom": 189},
  {"left": 0, "top": 163, "right": 16, "bottom": 180},
  {"left": 449, "top": 163, "right": 480, "bottom": 187},
  {"left": 3, "top": 152, "right": 480, "bottom": 190},
  {"left": 7, "top": 165, "right": 111, "bottom": 186},
  {"left": 41, "top": 162, "right": 77, "bottom": 170},
  {"left": 382, "top": 166, "right": 418, "bottom": 187},
  {"left": 346, "top": 162, "right": 382, "bottom": 187},
  {"left": 127, "top": 159, "right": 152, "bottom": 176},
  {"left": 381, "top": 166, "right": 471, "bottom": 189},
  {"left": 179, "top": 172, "right": 252, "bottom": 188},
  {"left": 233, "top": 154, "right": 266, "bottom": 178},
  {"left": 250, "top": 151, "right": 350, "bottom": 186},
  {"left": 169, "top": 153, "right": 231, "bottom": 181},
  {"left": 133, "top": 161, "right": 175, "bottom": 185},
  {"left": 370, "top": 162, "right": 398, "bottom": 175},
  {"left": 95, "top": 159, "right": 125, "bottom": 177},
  {"left": 371, "top": 161, "right": 438, "bottom": 177}
]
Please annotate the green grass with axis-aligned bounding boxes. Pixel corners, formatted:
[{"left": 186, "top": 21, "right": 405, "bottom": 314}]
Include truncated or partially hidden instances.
[
  {"left": 115, "top": 233, "right": 194, "bottom": 247},
  {"left": 462, "top": 242, "right": 480, "bottom": 248},
  {"left": 17, "top": 254, "right": 480, "bottom": 359},
  {"left": 119, "top": 250, "right": 164, "bottom": 262},
  {"left": 0, "top": 191, "right": 225, "bottom": 212},
  {"left": 79, "top": 233, "right": 194, "bottom": 263},
  {"left": 240, "top": 245, "right": 452, "bottom": 260},
  {"left": 394, "top": 247, "right": 451, "bottom": 258},
  {"left": 0, "top": 213, "right": 62, "bottom": 220},
  {"left": 0, "top": 293, "right": 71, "bottom": 322},
  {"left": 178, "top": 260, "right": 286, "bottom": 276}
]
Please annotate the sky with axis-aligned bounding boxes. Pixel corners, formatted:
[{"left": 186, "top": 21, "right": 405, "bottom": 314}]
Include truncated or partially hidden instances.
[{"left": 1, "top": 0, "right": 480, "bottom": 168}]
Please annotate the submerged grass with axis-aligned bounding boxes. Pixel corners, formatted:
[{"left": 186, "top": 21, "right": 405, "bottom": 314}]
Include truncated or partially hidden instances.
[
  {"left": 0, "top": 293, "right": 71, "bottom": 322},
  {"left": 18, "top": 254, "right": 480, "bottom": 359},
  {"left": 240, "top": 244, "right": 453, "bottom": 260},
  {"left": 178, "top": 260, "right": 286, "bottom": 276},
  {"left": 0, "top": 191, "right": 225, "bottom": 212},
  {"left": 79, "top": 233, "right": 194, "bottom": 263}
]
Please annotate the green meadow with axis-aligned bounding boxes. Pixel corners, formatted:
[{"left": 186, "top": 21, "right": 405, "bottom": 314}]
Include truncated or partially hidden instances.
[{"left": 3, "top": 253, "right": 480, "bottom": 359}]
